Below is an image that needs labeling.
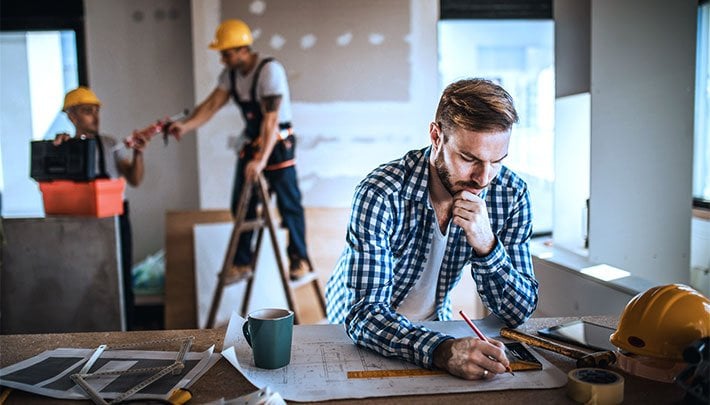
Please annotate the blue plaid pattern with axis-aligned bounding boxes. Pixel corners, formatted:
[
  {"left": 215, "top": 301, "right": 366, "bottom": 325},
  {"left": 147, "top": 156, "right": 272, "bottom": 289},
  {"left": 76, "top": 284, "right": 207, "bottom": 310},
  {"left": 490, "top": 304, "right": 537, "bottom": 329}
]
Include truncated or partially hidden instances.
[{"left": 325, "top": 147, "right": 538, "bottom": 368}]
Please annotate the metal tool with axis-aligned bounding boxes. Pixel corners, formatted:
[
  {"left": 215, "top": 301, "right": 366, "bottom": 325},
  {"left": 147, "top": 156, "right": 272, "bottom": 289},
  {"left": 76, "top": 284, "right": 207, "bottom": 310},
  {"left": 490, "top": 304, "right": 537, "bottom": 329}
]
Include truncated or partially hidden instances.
[
  {"left": 79, "top": 344, "right": 106, "bottom": 374},
  {"left": 162, "top": 108, "right": 190, "bottom": 146},
  {"left": 70, "top": 336, "right": 194, "bottom": 405},
  {"left": 500, "top": 327, "right": 617, "bottom": 368},
  {"left": 110, "top": 108, "right": 190, "bottom": 152},
  {"left": 505, "top": 341, "right": 543, "bottom": 371}
]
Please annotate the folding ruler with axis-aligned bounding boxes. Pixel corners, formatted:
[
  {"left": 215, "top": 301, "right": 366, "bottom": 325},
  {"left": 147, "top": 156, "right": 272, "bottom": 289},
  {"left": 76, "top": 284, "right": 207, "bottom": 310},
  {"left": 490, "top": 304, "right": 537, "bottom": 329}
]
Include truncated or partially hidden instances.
[{"left": 70, "top": 336, "right": 194, "bottom": 405}]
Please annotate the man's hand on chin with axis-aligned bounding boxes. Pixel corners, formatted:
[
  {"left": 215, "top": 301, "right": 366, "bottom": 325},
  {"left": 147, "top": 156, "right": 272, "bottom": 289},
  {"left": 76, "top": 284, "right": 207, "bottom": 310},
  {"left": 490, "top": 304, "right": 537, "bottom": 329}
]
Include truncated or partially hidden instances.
[{"left": 452, "top": 190, "right": 496, "bottom": 256}]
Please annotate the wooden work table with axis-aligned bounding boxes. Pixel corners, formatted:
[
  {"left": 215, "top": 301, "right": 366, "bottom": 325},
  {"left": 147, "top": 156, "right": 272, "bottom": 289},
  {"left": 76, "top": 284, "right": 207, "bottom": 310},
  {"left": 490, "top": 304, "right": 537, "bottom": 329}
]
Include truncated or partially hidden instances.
[{"left": 0, "top": 316, "right": 686, "bottom": 404}]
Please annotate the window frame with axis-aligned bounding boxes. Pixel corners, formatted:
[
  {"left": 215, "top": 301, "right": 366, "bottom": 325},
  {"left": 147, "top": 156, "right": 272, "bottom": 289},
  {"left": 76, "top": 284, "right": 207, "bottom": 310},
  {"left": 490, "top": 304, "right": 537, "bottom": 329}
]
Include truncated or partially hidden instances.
[
  {"left": 438, "top": 0, "right": 555, "bottom": 237},
  {"left": 694, "top": 0, "right": 710, "bottom": 211},
  {"left": 0, "top": 0, "right": 88, "bottom": 85}
]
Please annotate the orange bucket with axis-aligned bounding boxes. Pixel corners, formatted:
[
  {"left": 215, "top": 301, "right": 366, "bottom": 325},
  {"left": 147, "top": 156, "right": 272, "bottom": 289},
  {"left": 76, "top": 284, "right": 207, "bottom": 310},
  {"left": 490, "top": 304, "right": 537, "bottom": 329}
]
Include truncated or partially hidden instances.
[{"left": 39, "top": 178, "right": 125, "bottom": 218}]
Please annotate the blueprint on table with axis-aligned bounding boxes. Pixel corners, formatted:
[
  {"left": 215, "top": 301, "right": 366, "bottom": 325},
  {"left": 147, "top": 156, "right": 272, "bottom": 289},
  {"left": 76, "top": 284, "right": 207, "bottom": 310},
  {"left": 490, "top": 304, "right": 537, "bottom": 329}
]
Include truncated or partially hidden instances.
[{"left": 221, "top": 312, "right": 567, "bottom": 402}]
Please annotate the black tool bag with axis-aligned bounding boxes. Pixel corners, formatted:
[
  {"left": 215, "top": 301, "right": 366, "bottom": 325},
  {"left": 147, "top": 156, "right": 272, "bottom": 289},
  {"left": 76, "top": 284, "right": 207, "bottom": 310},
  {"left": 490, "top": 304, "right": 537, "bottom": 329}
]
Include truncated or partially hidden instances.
[{"left": 30, "top": 137, "right": 107, "bottom": 181}]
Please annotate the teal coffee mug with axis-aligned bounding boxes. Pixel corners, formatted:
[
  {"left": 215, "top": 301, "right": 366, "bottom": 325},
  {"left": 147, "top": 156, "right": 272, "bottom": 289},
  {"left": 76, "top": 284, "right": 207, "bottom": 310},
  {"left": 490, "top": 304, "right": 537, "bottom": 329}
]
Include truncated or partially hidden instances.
[{"left": 242, "top": 308, "right": 294, "bottom": 369}]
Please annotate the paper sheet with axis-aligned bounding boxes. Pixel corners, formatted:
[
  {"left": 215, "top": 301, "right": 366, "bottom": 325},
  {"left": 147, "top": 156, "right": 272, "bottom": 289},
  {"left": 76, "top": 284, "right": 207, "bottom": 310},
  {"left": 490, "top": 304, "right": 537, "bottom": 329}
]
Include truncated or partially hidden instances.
[
  {"left": 221, "top": 312, "right": 568, "bottom": 402},
  {"left": 0, "top": 346, "right": 216, "bottom": 401}
]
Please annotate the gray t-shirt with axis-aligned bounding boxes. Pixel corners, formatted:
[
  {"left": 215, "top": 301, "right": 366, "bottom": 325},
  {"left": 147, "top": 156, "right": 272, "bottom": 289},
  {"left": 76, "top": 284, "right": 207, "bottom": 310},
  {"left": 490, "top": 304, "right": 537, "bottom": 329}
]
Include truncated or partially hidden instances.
[{"left": 217, "top": 55, "right": 292, "bottom": 124}]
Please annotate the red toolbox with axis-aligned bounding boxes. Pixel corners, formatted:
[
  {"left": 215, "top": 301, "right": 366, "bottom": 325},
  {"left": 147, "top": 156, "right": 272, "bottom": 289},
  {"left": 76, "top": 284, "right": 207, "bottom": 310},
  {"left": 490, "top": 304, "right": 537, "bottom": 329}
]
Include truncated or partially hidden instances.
[{"left": 39, "top": 178, "right": 125, "bottom": 217}]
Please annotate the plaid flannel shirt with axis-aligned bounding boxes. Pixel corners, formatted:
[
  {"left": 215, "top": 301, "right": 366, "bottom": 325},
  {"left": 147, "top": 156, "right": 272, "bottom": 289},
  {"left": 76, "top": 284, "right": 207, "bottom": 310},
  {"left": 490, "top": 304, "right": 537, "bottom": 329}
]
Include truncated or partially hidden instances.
[{"left": 325, "top": 147, "right": 538, "bottom": 368}]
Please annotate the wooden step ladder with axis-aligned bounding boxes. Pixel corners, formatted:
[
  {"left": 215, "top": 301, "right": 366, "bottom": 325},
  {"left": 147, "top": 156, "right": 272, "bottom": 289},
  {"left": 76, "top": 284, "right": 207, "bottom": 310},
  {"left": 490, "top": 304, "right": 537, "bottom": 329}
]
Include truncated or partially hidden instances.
[{"left": 206, "top": 173, "right": 326, "bottom": 328}]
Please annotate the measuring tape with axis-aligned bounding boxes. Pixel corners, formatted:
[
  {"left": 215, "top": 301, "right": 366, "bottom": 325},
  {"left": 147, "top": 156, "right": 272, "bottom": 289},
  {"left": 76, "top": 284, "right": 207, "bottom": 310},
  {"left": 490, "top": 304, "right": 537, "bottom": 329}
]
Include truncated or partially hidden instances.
[
  {"left": 347, "top": 368, "right": 445, "bottom": 379},
  {"left": 567, "top": 368, "right": 624, "bottom": 404}
]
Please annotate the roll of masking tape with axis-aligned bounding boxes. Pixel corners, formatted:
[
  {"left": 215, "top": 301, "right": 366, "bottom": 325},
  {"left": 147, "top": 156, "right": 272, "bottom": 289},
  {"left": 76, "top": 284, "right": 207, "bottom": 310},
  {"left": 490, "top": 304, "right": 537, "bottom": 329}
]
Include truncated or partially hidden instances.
[{"left": 567, "top": 368, "right": 624, "bottom": 405}]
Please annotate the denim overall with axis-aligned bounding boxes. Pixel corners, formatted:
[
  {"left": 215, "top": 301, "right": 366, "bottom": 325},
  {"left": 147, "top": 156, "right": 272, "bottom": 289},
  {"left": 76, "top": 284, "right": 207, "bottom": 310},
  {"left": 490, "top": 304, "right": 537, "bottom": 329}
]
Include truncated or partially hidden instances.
[{"left": 228, "top": 58, "right": 308, "bottom": 266}]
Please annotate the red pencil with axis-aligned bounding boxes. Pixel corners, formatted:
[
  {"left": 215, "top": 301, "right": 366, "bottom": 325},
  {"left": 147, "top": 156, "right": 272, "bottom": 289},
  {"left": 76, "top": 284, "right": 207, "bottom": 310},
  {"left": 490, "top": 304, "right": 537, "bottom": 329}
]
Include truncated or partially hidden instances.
[{"left": 459, "top": 310, "right": 514, "bottom": 376}]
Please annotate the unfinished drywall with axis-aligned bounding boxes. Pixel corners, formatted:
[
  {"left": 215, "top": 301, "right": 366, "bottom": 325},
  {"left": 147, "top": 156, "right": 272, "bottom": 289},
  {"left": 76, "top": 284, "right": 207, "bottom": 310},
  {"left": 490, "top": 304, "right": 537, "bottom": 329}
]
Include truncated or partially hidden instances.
[
  {"left": 221, "top": 0, "right": 410, "bottom": 102},
  {"left": 193, "top": 0, "right": 439, "bottom": 210}
]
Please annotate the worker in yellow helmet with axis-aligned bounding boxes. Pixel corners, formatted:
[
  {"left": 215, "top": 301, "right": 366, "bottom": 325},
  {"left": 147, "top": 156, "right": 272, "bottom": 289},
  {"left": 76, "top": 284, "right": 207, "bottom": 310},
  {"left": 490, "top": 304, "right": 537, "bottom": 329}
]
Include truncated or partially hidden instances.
[
  {"left": 55, "top": 86, "right": 153, "bottom": 330},
  {"left": 168, "top": 19, "right": 312, "bottom": 281},
  {"left": 57, "top": 86, "right": 149, "bottom": 186}
]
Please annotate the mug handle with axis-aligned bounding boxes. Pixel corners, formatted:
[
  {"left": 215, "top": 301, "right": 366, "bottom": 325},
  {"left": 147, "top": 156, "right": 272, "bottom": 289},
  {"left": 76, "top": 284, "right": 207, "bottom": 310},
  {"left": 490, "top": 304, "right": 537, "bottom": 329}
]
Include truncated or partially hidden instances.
[{"left": 242, "top": 320, "right": 252, "bottom": 347}]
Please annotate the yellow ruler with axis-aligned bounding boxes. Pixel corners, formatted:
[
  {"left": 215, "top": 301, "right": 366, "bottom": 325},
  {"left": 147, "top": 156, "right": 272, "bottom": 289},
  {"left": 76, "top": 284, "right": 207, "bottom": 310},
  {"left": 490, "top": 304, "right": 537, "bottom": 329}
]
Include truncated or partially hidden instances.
[{"left": 347, "top": 368, "right": 446, "bottom": 379}]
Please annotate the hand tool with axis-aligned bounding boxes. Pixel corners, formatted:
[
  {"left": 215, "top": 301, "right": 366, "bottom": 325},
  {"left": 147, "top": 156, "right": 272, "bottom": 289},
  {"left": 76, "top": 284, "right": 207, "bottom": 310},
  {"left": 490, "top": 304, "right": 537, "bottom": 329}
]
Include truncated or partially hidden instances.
[
  {"left": 500, "top": 327, "right": 617, "bottom": 368},
  {"left": 111, "top": 109, "right": 189, "bottom": 152}
]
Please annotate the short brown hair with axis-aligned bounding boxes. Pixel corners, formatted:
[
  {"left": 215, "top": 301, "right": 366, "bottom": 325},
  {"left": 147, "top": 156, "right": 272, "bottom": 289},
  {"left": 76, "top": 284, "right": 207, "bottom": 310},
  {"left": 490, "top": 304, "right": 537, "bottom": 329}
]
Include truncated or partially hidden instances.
[{"left": 435, "top": 78, "right": 518, "bottom": 134}]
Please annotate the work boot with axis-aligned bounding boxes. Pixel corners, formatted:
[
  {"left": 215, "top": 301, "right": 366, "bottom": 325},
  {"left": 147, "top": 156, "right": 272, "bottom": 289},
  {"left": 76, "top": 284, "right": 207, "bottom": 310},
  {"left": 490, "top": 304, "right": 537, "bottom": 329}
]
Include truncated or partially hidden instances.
[
  {"left": 225, "top": 264, "right": 252, "bottom": 283},
  {"left": 289, "top": 257, "right": 311, "bottom": 281}
]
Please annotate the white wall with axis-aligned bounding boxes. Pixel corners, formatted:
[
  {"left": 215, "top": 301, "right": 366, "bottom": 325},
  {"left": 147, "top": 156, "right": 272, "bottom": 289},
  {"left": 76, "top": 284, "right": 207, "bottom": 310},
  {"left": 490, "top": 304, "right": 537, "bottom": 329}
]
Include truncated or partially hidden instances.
[
  {"left": 588, "top": 0, "right": 696, "bottom": 285},
  {"left": 553, "top": 93, "right": 590, "bottom": 253},
  {"left": 533, "top": 256, "right": 636, "bottom": 317},
  {"left": 691, "top": 217, "right": 710, "bottom": 296},
  {"left": 544, "top": 0, "right": 699, "bottom": 303},
  {"left": 191, "top": 0, "right": 439, "bottom": 210},
  {"left": 85, "top": 0, "right": 199, "bottom": 263}
]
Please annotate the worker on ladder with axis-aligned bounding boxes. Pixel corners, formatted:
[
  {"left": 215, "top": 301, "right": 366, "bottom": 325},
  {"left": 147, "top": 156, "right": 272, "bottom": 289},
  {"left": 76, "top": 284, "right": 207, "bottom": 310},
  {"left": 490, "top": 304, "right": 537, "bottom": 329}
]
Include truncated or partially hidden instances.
[{"left": 168, "top": 19, "right": 312, "bottom": 281}]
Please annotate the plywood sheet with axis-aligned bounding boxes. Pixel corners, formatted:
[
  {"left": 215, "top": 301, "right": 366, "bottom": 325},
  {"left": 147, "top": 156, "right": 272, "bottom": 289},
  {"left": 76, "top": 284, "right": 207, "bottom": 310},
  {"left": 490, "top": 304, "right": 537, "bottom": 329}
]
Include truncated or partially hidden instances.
[{"left": 164, "top": 210, "right": 232, "bottom": 329}]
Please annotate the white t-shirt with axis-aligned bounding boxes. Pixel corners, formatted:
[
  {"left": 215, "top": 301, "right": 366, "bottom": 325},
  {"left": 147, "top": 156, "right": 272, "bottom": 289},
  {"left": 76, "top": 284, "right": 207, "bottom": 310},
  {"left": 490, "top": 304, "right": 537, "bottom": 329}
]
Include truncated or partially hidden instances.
[
  {"left": 217, "top": 55, "right": 292, "bottom": 124},
  {"left": 396, "top": 197, "right": 450, "bottom": 321},
  {"left": 95, "top": 134, "right": 128, "bottom": 180}
]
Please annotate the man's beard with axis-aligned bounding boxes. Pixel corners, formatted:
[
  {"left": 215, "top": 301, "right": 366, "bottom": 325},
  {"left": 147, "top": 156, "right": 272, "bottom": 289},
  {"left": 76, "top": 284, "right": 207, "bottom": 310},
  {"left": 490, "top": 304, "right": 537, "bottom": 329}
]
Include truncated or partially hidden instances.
[{"left": 433, "top": 151, "right": 485, "bottom": 195}]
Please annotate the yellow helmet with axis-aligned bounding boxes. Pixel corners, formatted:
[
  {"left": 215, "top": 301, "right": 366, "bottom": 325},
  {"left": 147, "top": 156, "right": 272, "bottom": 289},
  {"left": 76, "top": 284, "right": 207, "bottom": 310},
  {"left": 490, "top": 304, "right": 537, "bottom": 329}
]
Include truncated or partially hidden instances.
[
  {"left": 63, "top": 86, "right": 101, "bottom": 111},
  {"left": 610, "top": 284, "right": 710, "bottom": 361},
  {"left": 209, "top": 19, "right": 253, "bottom": 51}
]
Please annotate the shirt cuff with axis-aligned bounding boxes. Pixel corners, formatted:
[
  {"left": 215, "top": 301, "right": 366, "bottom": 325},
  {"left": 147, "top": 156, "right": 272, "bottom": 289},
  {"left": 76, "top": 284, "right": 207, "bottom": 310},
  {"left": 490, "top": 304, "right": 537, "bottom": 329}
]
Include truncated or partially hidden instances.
[
  {"left": 469, "top": 239, "right": 507, "bottom": 273},
  {"left": 420, "top": 333, "right": 455, "bottom": 368}
]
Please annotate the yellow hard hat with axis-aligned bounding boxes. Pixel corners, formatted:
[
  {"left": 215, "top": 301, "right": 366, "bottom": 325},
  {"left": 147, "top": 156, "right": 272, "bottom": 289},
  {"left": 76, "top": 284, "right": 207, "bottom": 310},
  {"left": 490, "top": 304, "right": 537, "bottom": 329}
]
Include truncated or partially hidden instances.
[
  {"left": 209, "top": 19, "right": 253, "bottom": 51},
  {"left": 610, "top": 284, "right": 710, "bottom": 361},
  {"left": 63, "top": 86, "right": 101, "bottom": 111}
]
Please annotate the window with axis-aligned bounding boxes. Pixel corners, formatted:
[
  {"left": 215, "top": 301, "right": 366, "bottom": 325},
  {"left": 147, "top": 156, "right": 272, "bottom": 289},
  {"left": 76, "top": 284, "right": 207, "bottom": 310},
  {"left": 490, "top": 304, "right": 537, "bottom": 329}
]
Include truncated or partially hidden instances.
[
  {"left": 0, "top": 0, "right": 85, "bottom": 217},
  {"left": 694, "top": 1, "right": 710, "bottom": 208},
  {"left": 437, "top": 19, "right": 555, "bottom": 235},
  {"left": 0, "top": 30, "right": 80, "bottom": 216}
]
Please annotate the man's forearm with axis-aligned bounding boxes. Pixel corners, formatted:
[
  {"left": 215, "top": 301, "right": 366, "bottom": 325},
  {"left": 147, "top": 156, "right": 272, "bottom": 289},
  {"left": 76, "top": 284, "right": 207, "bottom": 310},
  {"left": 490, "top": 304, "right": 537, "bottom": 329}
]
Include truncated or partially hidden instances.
[
  {"left": 181, "top": 102, "right": 216, "bottom": 133},
  {"left": 125, "top": 151, "right": 144, "bottom": 186},
  {"left": 472, "top": 242, "right": 538, "bottom": 326},
  {"left": 345, "top": 302, "right": 452, "bottom": 368},
  {"left": 432, "top": 338, "right": 455, "bottom": 369},
  {"left": 254, "top": 112, "right": 280, "bottom": 164}
]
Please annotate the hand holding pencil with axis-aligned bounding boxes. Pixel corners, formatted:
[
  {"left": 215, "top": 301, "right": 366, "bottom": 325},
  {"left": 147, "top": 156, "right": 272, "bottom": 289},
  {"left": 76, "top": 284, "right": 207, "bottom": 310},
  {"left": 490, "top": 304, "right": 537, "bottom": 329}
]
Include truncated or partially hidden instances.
[
  {"left": 432, "top": 311, "right": 512, "bottom": 380},
  {"left": 459, "top": 310, "right": 515, "bottom": 376}
]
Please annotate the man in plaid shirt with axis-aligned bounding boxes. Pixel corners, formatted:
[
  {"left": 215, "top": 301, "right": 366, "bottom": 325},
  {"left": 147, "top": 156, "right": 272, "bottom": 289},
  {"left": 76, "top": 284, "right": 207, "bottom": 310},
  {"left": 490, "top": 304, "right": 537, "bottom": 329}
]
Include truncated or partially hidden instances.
[{"left": 325, "top": 78, "right": 538, "bottom": 380}]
